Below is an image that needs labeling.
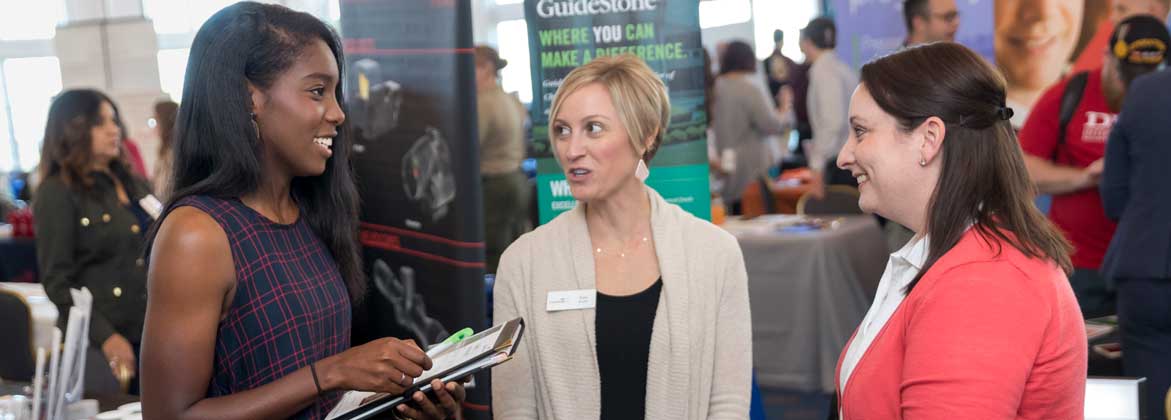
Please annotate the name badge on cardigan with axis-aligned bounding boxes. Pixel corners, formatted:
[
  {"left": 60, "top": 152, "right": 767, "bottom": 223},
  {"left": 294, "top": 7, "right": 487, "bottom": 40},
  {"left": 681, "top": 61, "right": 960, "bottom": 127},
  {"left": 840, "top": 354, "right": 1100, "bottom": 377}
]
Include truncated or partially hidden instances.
[{"left": 546, "top": 289, "right": 596, "bottom": 312}]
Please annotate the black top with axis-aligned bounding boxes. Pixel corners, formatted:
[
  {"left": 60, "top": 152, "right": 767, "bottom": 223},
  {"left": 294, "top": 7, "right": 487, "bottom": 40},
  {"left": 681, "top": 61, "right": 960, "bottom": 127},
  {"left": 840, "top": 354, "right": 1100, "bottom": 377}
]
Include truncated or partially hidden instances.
[{"left": 596, "top": 278, "right": 663, "bottom": 420}]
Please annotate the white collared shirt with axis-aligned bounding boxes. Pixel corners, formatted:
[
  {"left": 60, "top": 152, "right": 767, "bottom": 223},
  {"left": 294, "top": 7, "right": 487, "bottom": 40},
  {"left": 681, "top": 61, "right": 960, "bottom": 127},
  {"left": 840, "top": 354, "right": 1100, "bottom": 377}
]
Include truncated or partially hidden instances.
[{"left": 839, "top": 234, "right": 930, "bottom": 392}]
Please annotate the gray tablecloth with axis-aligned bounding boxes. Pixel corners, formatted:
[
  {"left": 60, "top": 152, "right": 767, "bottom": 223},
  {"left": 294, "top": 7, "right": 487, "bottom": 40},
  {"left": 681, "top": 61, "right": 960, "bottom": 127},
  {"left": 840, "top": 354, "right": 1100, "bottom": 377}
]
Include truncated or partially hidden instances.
[{"left": 723, "top": 215, "right": 888, "bottom": 393}]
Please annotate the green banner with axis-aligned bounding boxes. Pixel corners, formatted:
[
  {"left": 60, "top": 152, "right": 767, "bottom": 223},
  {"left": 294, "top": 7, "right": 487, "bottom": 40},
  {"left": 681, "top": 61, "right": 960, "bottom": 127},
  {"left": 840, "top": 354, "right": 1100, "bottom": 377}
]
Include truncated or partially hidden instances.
[{"left": 524, "top": 0, "right": 711, "bottom": 224}]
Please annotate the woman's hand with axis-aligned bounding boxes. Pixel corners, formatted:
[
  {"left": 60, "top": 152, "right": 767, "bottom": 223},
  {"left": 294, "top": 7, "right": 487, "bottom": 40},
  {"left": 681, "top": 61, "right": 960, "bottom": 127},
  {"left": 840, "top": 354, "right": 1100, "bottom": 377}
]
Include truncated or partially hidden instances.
[
  {"left": 394, "top": 379, "right": 466, "bottom": 420},
  {"left": 318, "top": 338, "right": 432, "bottom": 395},
  {"left": 101, "top": 333, "right": 137, "bottom": 381}
]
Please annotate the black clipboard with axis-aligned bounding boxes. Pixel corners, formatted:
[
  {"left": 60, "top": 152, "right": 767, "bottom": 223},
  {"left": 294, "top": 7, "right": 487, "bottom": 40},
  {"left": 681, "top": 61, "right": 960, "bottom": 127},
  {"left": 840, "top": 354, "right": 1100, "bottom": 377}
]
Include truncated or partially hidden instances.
[{"left": 327, "top": 317, "right": 525, "bottom": 420}]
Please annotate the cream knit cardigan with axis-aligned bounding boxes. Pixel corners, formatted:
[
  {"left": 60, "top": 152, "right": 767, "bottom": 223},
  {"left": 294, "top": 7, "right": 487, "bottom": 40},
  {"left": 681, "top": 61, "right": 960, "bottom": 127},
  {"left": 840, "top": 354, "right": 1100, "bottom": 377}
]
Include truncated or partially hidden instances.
[{"left": 492, "top": 187, "right": 753, "bottom": 419}]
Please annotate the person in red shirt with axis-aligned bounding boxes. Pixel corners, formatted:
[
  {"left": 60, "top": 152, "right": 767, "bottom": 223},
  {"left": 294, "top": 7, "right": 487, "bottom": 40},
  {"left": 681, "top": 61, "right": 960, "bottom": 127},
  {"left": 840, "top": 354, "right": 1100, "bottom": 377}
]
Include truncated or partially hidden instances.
[
  {"left": 121, "top": 138, "right": 148, "bottom": 179},
  {"left": 1019, "top": 15, "right": 1170, "bottom": 318}
]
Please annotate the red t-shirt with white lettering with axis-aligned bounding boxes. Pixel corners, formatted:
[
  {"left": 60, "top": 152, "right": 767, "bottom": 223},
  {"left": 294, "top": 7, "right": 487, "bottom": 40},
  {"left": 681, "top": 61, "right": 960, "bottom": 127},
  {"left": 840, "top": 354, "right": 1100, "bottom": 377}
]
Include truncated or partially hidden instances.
[{"left": 1018, "top": 69, "right": 1117, "bottom": 269}]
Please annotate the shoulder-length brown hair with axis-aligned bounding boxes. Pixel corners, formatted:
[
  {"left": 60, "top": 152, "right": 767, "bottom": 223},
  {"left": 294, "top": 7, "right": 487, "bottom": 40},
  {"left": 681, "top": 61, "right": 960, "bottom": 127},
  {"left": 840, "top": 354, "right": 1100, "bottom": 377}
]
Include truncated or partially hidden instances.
[
  {"left": 39, "top": 89, "right": 136, "bottom": 192},
  {"left": 860, "top": 43, "right": 1072, "bottom": 293}
]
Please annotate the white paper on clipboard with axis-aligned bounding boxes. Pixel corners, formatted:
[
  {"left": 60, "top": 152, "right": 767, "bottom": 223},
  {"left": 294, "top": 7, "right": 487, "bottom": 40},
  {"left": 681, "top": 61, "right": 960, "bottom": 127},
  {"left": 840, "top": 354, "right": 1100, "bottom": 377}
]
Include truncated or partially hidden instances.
[
  {"left": 324, "top": 317, "right": 523, "bottom": 420},
  {"left": 324, "top": 352, "right": 511, "bottom": 420}
]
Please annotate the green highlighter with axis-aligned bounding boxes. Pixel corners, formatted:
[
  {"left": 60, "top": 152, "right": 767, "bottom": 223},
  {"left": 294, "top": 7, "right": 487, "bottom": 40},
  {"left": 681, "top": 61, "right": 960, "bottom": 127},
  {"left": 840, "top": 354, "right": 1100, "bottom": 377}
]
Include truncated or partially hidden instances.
[
  {"left": 428, "top": 327, "right": 474, "bottom": 355},
  {"left": 443, "top": 327, "right": 474, "bottom": 345}
]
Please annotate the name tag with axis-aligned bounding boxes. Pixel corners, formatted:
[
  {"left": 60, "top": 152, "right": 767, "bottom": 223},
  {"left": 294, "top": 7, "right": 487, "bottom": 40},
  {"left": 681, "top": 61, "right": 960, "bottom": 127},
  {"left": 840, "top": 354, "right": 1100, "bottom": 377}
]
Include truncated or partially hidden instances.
[
  {"left": 546, "top": 289, "right": 596, "bottom": 312},
  {"left": 139, "top": 195, "right": 164, "bottom": 220}
]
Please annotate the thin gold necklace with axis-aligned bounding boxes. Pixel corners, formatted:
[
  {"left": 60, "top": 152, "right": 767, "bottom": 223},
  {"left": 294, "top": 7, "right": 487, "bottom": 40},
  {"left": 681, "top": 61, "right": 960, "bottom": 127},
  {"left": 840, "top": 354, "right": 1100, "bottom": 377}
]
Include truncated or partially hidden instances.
[{"left": 594, "top": 235, "right": 650, "bottom": 258}]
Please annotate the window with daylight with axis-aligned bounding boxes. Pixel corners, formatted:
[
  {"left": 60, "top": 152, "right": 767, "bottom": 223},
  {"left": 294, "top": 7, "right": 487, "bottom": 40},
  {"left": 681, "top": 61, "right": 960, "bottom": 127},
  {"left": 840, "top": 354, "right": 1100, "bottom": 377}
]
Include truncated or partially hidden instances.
[
  {"left": 1, "top": 57, "right": 62, "bottom": 172},
  {"left": 752, "top": 0, "right": 819, "bottom": 61},
  {"left": 0, "top": 0, "right": 66, "bottom": 41},
  {"left": 699, "top": 0, "right": 751, "bottom": 29},
  {"left": 157, "top": 48, "right": 191, "bottom": 102},
  {"left": 496, "top": 19, "right": 533, "bottom": 104}
]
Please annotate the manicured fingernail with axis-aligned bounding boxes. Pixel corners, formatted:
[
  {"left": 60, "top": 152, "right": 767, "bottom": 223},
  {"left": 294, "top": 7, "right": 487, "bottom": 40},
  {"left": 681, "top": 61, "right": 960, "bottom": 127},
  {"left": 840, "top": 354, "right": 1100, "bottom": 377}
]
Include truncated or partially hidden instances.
[
  {"left": 397, "top": 406, "right": 406, "bottom": 412},
  {"left": 414, "top": 392, "right": 424, "bottom": 401}
]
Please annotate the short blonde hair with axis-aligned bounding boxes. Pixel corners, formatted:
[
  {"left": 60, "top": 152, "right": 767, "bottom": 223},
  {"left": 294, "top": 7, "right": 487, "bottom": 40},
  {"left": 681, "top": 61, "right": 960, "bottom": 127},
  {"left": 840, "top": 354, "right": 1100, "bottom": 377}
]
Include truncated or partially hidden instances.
[{"left": 547, "top": 54, "right": 671, "bottom": 162}]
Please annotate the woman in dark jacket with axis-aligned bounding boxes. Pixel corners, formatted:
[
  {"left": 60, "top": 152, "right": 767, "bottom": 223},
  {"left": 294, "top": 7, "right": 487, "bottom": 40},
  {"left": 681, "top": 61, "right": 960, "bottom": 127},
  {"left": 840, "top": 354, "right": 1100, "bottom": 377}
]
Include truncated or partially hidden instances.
[{"left": 33, "top": 89, "right": 155, "bottom": 392}]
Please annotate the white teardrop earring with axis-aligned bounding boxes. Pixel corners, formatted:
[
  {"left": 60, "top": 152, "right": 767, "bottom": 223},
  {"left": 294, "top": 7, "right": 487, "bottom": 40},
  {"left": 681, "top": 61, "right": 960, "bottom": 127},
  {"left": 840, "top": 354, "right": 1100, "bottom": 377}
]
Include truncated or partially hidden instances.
[{"left": 635, "top": 159, "right": 650, "bottom": 182}]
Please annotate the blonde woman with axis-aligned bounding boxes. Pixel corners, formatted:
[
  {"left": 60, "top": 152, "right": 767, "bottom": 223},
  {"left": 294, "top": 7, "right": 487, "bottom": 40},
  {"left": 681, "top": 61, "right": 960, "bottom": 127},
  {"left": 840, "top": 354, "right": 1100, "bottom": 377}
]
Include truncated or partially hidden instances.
[{"left": 491, "top": 54, "right": 752, "bottom": 419}]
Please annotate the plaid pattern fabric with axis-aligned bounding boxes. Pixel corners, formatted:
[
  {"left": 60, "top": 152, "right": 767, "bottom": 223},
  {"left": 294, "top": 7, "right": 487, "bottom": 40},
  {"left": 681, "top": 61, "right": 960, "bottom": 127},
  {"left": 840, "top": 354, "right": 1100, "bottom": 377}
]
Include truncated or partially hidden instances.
[{"left": 177, "top": 196, "right": 351, "bottom": 419}]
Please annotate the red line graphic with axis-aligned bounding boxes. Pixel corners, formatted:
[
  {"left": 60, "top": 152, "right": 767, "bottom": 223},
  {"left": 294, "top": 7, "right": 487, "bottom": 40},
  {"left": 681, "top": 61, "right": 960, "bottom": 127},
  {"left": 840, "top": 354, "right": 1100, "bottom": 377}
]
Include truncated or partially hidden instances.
[{"left": 360, "top": 222, "right": 483, "bottom": 248}]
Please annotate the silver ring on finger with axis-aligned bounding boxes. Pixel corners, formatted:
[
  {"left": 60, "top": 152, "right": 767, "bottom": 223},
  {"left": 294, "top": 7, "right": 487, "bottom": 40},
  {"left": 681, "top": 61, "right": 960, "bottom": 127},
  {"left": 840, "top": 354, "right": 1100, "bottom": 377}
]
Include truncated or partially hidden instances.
[{"left": 399, "top": 372, "right": 406, "bottom": 385}]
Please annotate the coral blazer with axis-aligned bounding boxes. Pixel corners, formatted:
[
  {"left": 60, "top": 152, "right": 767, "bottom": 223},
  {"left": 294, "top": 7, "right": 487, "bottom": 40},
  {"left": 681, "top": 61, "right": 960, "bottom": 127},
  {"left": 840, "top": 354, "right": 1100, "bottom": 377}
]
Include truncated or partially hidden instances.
[{"left": 836, "top": 229, "right": 1087, "bottom": 419}]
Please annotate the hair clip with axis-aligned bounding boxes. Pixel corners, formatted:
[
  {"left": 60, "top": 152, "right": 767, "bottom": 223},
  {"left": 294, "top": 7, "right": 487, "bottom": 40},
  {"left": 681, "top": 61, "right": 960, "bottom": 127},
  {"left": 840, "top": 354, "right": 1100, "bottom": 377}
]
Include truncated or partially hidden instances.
[{"left": 997, "top": 106, "right": 1014, "bottom": 121}]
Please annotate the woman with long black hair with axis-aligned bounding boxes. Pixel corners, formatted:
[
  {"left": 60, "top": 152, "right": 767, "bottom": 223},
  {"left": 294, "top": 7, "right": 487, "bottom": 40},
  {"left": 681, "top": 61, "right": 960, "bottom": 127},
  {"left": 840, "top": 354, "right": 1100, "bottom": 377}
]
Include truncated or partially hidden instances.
[{"left": 141, "top": 3, "right": 463, "bottom": 419}]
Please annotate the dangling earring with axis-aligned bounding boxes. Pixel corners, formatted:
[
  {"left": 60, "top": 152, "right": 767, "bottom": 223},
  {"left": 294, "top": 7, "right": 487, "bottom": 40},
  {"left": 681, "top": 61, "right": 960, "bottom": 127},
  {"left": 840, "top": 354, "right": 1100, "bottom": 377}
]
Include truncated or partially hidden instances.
[
  {"left": 635, "top": 159, "right": 650, "bottom": 182},
  {"left": 250, "top": 112, "right": 260, "bottom": 140}
]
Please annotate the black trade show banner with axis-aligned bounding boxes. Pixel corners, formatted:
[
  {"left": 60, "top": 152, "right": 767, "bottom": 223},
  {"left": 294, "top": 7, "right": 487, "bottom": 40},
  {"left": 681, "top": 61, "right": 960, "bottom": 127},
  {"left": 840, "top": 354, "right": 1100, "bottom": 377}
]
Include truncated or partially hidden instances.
[
  {"left": 339, "top": 0, "right": 489, "bottom": 416},
  {"left": 525, "top": 0, "right": 711, "bottom": 223}
]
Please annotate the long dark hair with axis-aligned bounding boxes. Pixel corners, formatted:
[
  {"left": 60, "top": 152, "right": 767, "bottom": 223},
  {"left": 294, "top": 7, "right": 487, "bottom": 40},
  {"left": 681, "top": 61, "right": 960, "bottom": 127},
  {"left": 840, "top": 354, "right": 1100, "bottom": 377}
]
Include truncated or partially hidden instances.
[
  {"left": 860, "top": 43, "right": 1072, "bottom": 293},
  {"left": 146, "top": 2, "right": 365, "bottom": 302},
  {"left": 39, "top": 89, "right": 137, "bottom": 194}
]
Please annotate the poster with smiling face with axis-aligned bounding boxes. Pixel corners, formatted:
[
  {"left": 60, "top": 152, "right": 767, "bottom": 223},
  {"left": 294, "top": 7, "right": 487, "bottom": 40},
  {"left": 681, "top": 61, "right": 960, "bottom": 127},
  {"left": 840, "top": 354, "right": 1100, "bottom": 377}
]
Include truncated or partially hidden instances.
[
  {"left": 997, "top": 0, "right": 1146, "bottom": 128},
  {"left": 994, "top": 0, "right": 1087, "bottom": 127},
  {"left": 832, "top": 0, "right": 1117, "bottom": 131}
]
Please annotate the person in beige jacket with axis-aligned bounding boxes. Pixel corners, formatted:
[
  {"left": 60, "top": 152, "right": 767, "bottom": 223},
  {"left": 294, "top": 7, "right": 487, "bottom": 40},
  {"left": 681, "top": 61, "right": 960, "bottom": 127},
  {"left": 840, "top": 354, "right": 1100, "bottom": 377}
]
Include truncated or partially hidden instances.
[{"left": 492, "top": 54, "right": 753, "bottom": 419}]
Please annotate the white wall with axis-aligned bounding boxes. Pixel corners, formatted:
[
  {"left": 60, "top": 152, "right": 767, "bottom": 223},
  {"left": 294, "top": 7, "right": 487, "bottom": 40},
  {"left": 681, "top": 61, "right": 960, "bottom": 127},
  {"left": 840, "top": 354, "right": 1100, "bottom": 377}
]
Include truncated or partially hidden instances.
[
  {"left": 0, "top": 0, "right": 338, "bottom": 175},
  {"left": 56, "top": 16, "right": 167, "bottom": 174}
]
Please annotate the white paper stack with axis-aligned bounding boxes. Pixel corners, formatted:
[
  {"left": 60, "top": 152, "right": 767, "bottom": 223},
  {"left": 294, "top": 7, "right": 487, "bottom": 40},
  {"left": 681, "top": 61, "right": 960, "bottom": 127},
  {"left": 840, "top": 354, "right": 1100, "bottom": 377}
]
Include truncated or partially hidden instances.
[{"left": 39, "top": 287, "right": 94, "bottom": 420}]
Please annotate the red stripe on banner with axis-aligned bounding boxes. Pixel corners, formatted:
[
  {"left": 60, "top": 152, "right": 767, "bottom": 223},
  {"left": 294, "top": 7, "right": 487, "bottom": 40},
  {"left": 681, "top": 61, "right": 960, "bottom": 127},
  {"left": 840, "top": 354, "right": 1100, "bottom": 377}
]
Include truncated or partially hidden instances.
[
  {"left": 360, "top": 222, "right": 483, "bottom": 248},
  {"left": 359, "top": 227, "right": 485, "bottom": 269}
]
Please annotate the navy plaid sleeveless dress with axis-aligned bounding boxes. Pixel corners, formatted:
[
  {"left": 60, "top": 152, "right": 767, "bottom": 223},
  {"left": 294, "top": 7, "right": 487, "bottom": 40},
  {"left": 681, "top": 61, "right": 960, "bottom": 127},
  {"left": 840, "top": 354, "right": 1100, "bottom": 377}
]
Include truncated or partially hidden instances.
[{"left": 176, "top": 196, "right": 351, "bottom": 419}]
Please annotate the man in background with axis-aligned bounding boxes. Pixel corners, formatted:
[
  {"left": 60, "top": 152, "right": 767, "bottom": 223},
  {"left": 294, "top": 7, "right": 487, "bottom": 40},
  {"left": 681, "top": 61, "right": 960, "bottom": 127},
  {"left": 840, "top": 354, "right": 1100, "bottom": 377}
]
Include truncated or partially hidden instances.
[
  {"left": 474, "top": 45, "right": 531, "bottom": 273},
  {"left": 764, "top": 29, "right": 811, "bottom": 157},
  {"left": 903, "top": 0, "right": 960, "bottom": 46},
  {"left": 799, "top": 17, "right": 858, "bottom": 193},
  {"left": 1100, "top": 21, "right": 1171, "bottom": 420},
  {"left": 1019, "top": 15, "right": 1170, "bottom": 318}
]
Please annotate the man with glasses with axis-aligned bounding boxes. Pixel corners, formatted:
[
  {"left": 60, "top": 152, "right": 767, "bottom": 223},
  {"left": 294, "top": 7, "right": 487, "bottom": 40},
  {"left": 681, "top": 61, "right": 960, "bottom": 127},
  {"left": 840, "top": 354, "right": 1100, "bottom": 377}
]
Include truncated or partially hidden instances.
[{"left": 903, "top": 0, "right": 960, "bottom": 46}]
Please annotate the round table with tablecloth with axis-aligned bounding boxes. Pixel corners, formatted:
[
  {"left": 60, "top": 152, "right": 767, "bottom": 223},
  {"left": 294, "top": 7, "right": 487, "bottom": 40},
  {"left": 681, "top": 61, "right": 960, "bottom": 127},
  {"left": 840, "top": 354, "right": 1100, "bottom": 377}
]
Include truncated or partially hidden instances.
[{"left": 722, "top": 215, "right": 887, "bottom": 393}]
